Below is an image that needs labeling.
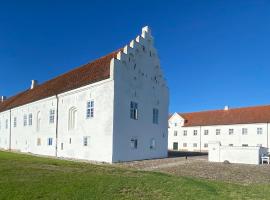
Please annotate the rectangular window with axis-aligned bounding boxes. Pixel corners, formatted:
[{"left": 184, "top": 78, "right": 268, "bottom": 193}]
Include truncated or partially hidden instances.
[
  {"left": 23, "top": 115, "right": 27, "bottom": 126},
  {"left": 242, "top": 144, "right": 248, "bottom": 147},
  {"left": 61, "top": 143, "right": 64, "bottom": 150},
  {"left": 193, "top": 130, "right": 198, "bottom": 136},
  {"left": 183, "top": 143, "right": 187, "bottom": 147},
  {"left": 150, "top": 138, "right": 156, "bottom": 149},
  {"left": 174, "top": 130, "right": 178, "bottom": 136},
  {"left": 229, "top": 144, "right": 233, "bottom": 147},
  {"left": 37, "top": 138, "right": 41, "bottom": 146},
  {"left": 173, "top": 142, "right": 178, "bottom": 150},
  {"left": 152, "top": 108, "right": 159, "bottom": 124},
  {"left": 193, "top": 143, "right": 197, "bottom": 147},
  {"left": 131, "top": 138, "right": 138, "bottom": 149},
  {"left": 49, "top": 109, "right": 55, "bottom": 124},
  {"left": 48, "top": 138, "right": 53, "bottom": 146},
  {"left": 86, "top": 100, "right": 94, "bottom": 118},
  {"left": 5, "top": 119, "right": 8, "bottom": 129},
  {"left": 204, "top": 143, "right": 208, "bottom": 148},
  {"left": 242, "top": 128, "right": 248, "bottom": 135},
  {"left": 204, "top": 130, "right": 209, "bottom": 135},
  {"left": 257, "top": 128, "right": 263, "bottom": 135},
  {"left": 28, "top": 113, "right": 32, "bottom": 126},
  {"left": 229, "top": 129, "right": 234, "bottom": 135},
  {"left": 83, "top": 136, "right": 90, "bottom": 146},
  {"left": 130, "top": 101, "right": 138, "bottom": 120},
  {"left": 13, "top": 117, "right": 17, "bottom": 128},
  {"left": 216, "top": 129, "right": 221, "bottom": 135},
  {"left": 183, "top": 130, "right": 187, "bottom": 136}
]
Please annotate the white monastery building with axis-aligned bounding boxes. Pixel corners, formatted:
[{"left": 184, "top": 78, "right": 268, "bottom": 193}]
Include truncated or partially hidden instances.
[
  {"left": 168, "top": 105, "right": 270, "bottom": 152},
  {"left": 0, "top": 26, "right": 169, "bottom": 163}
]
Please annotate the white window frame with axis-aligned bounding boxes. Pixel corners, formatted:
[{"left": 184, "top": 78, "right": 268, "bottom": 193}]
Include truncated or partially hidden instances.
[
  {"left": 23, "top": 115, "right": 27, "bottom": 127},
  {"left": 204, "top": 130, "right": 209, "bottom": 135},
  {"left": 49, "top": 109, "right": 55, "bottom": 124},
  {"left": 193, "top": 130, "right": 198, "bottom": 136},
  {"left": 174, "top": 130, "right": 178, "bottom": 136},
  {"left": 28, "top": 113, "right": 33, "bottom": 126},
  {"left": 183, "top": 130, "right": 187, "bottom": 136},
  {"left": 216, "top": 129, "right": 221, "bottom": 135},
  {"left": 153, "top": 108, "right": 159, "bottom": 124},
  {"left": 257, "top": 127, "right": 263, "bottom": 135},
  {"left": 86, "top": 100, "right": 94, "bottom": 119},
  {"left": 130, "top": 137, "right": 138, "bottom": 149},
  {"left": 130, "top": 101, "right": 138, "bottom": 120},
  {"left": 229, "top": 129, "right": 234, "bottom": 135},
  {"left": 242, "top": 128, "right": 248, "bottom": 135}
]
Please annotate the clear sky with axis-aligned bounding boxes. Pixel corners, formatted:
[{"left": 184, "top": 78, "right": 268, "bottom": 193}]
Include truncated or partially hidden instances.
[{"left": 1, "top": 0, "right": 270, "bottom": 113}]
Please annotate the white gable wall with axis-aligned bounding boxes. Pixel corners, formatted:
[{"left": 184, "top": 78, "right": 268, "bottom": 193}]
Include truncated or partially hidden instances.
[{"left": 112, "top": 27, "right": 169, "bottom": 162}]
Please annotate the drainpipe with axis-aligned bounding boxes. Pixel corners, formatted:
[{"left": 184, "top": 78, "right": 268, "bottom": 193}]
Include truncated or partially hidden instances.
[
  {"left": 9, "top": 109, "right": 12, "bottom": 150},
  {"left": 55, "top": 95, "right": 59, "bottom": 157}
]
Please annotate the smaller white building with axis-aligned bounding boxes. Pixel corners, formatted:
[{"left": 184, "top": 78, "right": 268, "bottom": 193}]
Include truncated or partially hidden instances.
[{"left": 168, "top": 105, "right": 270, "bottom": 152}]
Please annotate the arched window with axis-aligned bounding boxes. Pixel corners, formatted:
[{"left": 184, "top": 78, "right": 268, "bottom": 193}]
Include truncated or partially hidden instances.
[
  {"left": 68, "top": 107, "right": 77, "bottom": 130},
  {"left": 37, "top": 111, "right": 41, "bottom": 132}
]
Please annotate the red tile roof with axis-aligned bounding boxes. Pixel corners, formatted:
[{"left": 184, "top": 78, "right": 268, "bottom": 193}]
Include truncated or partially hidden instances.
[
  {"left": 177, "top": 105, "right": 270, "bottom": 127},
  {"left": 0, "top": 50, "right": 120, "bottom": 112}
]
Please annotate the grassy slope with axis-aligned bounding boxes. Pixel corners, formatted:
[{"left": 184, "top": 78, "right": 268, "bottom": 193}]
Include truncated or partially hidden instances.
[{"left": 0, "top": 151, "right": 269, "bottom": 200}]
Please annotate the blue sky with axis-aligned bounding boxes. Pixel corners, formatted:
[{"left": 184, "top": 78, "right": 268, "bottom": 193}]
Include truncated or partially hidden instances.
[{"left": 1, "top": 0, "right": 270, "bottom": 113}]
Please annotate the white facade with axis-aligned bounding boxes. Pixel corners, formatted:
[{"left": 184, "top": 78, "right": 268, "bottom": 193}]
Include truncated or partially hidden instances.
[
  {"left": 0, "top": 26, "right": 169, "bottom": 163},
  {"left": 168, "top": 113, "right": 270, "bottom": 152}
]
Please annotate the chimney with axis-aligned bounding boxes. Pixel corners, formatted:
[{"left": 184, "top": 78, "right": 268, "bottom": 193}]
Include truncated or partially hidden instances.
[
  {"left": 1, "top": 96, "right": 6, "bottom": 103},
  {"left": 31, "top": 80, "right": 38, "bottom": 89},
  {"left": 224, "top": 105, "right": 229, "bottom": 111}
]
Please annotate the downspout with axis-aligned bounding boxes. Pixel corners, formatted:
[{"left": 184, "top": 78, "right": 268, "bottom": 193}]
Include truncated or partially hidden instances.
[
  {"left": 9, "top": 109, "right": 12, "bottom": 150},
  {"left": 55, "top": 95, "right": 59, "bottom": 157}
]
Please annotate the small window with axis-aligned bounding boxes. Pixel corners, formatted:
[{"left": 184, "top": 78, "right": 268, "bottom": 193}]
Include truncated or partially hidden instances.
[
  {"left": 229, "top": 129, "right": 234, "bottom": 135},
  {"left": 193, "top": 130, "right": 198, "bottom": 136},
  {"left": 131, "top": 138, "right": 138, "bottom": 149},
  {"left": 23, "top": 115, "right": 27, "bottom": 126},
  {"left": 150, "top": 138, "right": 156, "bottom": 150},
  {"left": 174, "top": 131, "right": 178, "bottom": 136},
  {"left": 49, "top": 109, "right": 55, "bottom": 124},
  {"left": 5, "top": 119, "right": 8, "bottom": 129},
  {"left": 86, "top": 100, "right": 94, "bottom": 118},
  {"left": 130, "top": 102, "right": 138, "bottom": 120},
  {"left": 61, "top": 143, "right": 64, "bottom": 150},
  {"left": 242, "top": 144, "right": 248, "bottom": 147},
  {"left": 229, "top": 144, "right": 233, "bottom": 147},
  {"left": 257, "top": 128, "right": 263, "bottom": 135},
  {"left": 13, "top": 117, "right": 17, "bottom": 128},
  {"left": 37, "top": 138, "right": 41, "bottom": 146},
  {"left": 173, "top": 142, "right": 178, "bottom": 150},
  {"left": 28, "top": 113, "right": 32, "bottom": 126},
  {"left": 69, "top": 138, "right": 72, "bottom": 144},
  {"left": 204, "top": 143, "right": 208, "bottom": 148},
  {"left": 183, "top": 143, "right": 187, "bottom": 147},
  {"left": 48, "top": 138, "right": 53, "bottom": 146},
  {"left": 216, "top": 129, "right": 221, "bottom": 135},
  {"left": 193, "top": 143, "right": 197, "bottom": 147},
  {"left": 204, "top": 130, "right": 209, "bottom": 135},
  {"left": 183, "top": 130, "right": 187, "bottom": 136},
  {"left": 242, "top": 128, "right": 248, "bottom": 135},
  {"left": 83, "top": 136, "right": 90, "bottom": 146},
  {"left": 152, "top": 108, "right": 159, "bottom": 124}
]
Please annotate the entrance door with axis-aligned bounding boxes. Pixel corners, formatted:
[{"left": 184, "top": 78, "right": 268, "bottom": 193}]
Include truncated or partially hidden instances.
[{"left": 173, "top": 142, "right": 178, "bottom": 150}]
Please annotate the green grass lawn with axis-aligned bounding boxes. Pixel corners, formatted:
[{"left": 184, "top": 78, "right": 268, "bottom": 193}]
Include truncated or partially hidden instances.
[{"left": 0, "top": 151, "right": 269, "bottom": 200}]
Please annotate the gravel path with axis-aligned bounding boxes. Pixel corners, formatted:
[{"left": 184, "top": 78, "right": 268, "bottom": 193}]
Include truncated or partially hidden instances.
[{"left": 117, "top": 152, "right": 270, "bottom": 185}]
